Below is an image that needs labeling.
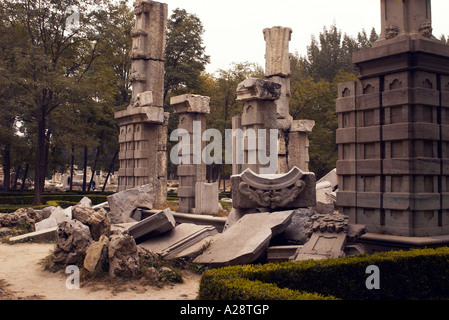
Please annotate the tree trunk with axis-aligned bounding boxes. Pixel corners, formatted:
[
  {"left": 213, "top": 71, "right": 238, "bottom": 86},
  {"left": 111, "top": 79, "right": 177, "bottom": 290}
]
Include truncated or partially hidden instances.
[
  {"left": 2, "top": 144, "right": 11, "bottom": 192},
  {"left": 33, "top": 114, "right": 46, "bottom": 205},
  {"left": 70, "top": 146, "right": 75, "bottom": 192},
  {"left": 102, "top": 150, "right": 119, "bottom": 193},
  {"left": 82, "top": 146, "right": 88, "bottom": 192},
  {"left": 12, "top": 165, "right": 21, "bottom": 190},
  {"left": 21, "top": 164, "right": 29, "bottom": 192},
  {"left": 88, "top": 131, "right": 104, "bottom": 191}
]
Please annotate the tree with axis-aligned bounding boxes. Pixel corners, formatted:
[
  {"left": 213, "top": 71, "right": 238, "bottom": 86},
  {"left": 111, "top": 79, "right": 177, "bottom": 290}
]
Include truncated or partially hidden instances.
[
  {"left": 164, "top": 8, "right": 210, "bottom": 100},
  {"left": 0, "top": 0, "right": 110, "bottom": 204}
]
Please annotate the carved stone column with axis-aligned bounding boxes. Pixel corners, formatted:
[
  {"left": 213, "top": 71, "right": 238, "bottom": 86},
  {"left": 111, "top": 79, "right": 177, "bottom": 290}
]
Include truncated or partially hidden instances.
[
  {"left": 171, "top": 94, "right": 210, "bottom": 213},
  {"left": 235, "top": 78, "right": 281, "bottom": 175},
  {"left": 114, "top": 0, "right": 168, "bottom": 206}
]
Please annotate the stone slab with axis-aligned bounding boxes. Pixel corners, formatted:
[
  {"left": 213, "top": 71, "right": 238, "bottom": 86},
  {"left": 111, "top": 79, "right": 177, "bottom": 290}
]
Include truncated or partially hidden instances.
[
  {"left": 127, "top": 208, "right": 176, "bottom": 243},
  {"left": 139, "top": 224, "right": 218, "bottom": 259},
  {"left": 107, "top": 184, "right": 154, "bottom": 224},
  {"left": 35, "top": 217, "right": 58, "bottom": 232},
  {"left": 193, "top": 210, "right": 294, "bottom": 267},
  {"left": 192, "top": 182, "right": 219, "bottom": 215},
  {"left": 9, "top": 227, "right": 58, "bottom": 243}
]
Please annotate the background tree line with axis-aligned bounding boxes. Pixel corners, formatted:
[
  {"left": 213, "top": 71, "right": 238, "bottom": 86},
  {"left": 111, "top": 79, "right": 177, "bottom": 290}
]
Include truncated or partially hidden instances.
[{"left": 0, "top": 0, "right": 385, "bottom": 203}]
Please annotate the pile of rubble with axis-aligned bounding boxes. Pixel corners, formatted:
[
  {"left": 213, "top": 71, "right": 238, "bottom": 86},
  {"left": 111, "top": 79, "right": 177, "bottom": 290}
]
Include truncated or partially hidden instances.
[{"left": 3, "top": 166, "right": 366, "bottom": 274}]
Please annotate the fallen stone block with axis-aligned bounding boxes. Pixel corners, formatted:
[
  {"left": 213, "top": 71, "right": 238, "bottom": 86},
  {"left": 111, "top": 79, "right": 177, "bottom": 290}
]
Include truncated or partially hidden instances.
[
  {"left": 49, "top": 206, "right": 71, "bottom": 225},
  {"left": 127, "top": 208, "right": 176, "bottom": 243},
  {"left": 78, "top": 197, "right": 92, "bottom": 207},
  {"left": 317, "top": 168, "right": 338, "bottom": 190},
  {"left": 278, "top": 208, "right": 315, "bottom": 245},
  {"left": 8, "top": 227, "right": 58, "bottom": 243},
  {"left": 35, "top": 217, "right": 58, "bottom": 232},
  {"left": 194, "top": 210, "right": 294, "bottom": 267},
  {"left": 107, "top": 184, "right": 155, "bottom": 224},
  {"left": 139, "top": 224, "right": 218, "bottom": 259}
]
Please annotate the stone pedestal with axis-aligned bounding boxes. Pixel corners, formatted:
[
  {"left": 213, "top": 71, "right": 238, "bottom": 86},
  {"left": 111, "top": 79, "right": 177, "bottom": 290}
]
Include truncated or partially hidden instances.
[
  {"left": 171, "top": 94, "right": 210, "bottom": 214},
  {"left": 235, "top": 78, "right": 281, "bottom": 175},
  {"left": 337, "top": 0, "right": 449, "bottom": 237}
]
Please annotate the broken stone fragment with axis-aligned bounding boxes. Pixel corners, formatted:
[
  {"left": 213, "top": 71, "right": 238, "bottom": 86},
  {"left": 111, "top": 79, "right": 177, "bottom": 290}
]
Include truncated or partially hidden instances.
[
  {"left": 0, "top": 208, "right": 41, "bottom": 230},
  {"left": 84, "top": 235, "right": 110, "bottom": 273},
  {"left": 127, "top": 208, "right": 176, "bottom": 243},
  {"left": 72, "top": 206, "right": 111, "bottom": 241},
  {"left": 194, "top": 210, "right": 294, "bottom": 267},
  {"left": 78, "top": 197, "right": 92, "bottom": 207},
  {"left": 236, "top": 78, "right": 282, "bottom": 102},
  {"left": 107, "top": 184, "right": 155, "bottom": 224},
  {"left": 53, "top": 220, "right": 93, "bottom": 266},
  {"left": 108, "top": 231, "right": 140, "bottom": 279}
]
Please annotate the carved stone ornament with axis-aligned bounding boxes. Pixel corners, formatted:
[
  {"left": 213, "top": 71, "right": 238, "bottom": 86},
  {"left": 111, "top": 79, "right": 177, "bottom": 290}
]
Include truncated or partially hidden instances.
[
  {"left": 239, "top": 179, "right": 306, "bottom": 210},
  {"left": 385, "top": 25, "right": 400, "bottom": 40},
  {"left": 418, "top": 21, "right": 433, "bottom": 38},
  {"left": 231, "top": 167, "right": 316, "bottom": 210}
]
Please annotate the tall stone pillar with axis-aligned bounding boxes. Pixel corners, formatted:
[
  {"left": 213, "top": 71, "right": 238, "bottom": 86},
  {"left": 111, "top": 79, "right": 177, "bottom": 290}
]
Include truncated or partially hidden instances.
[
  {"left": 115, "top": 0, "right": 168, "bottom": 206},
  {"left": 171, "top": 94, "right": 210, "bottom": 213},
  {"left": 337, "top": 0, "right": 449, "bottom": 237},
  {"left": 235, "top": 78, "right": 281, "bottom": 175},
  {"left": 263, "top": 26, "right": 315, "bottom": 173}
]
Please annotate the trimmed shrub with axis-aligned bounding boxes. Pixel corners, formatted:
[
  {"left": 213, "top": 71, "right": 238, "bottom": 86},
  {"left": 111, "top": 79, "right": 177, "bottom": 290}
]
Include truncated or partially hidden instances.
[{"left": 198, "top": 247, "right": 449, "bottom": 300}]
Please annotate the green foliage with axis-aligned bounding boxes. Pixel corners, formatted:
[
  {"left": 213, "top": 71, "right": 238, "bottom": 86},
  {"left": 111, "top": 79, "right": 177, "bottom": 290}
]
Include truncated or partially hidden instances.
[{"left": 198, "top": 247, "right": 449, "bottom": 300}]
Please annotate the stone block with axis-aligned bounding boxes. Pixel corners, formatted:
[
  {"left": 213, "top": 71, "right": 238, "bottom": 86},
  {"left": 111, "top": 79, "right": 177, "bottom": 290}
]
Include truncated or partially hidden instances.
[
  {"left": 107, "top": 184, "right": 155, "bottom": 224},
  {"left": 289, "top": 120, "right": 315, "bottom": 133},
  {"left": 8, "top": 227, "right": 58, "bottom": 243},
  {"left": 236, "top": 78, "right": 281, "bottom": 102},
  {"left": 171, "top": 94, "right": 211, "bottom": 114},
  {"left": 35, "top": 217, "right": 58, "bottom": 232},
  {"left": 194, "top": 210, "right": 294, "bottom": 267},
  {"left": 78, "top": 197, "right": 92, "bottom": 207},
  {"left": 231, "top": 167, "right": 316, "bottom": 210},
  {"left": 139, "top": 223, "right": 218, "bottom": 259},
  {"left": 127, "top": 208, "right": 176, "bottom": 243},
  {"left": 192, "top": 182, "right": 219, "bottom": 215},
  {"left": 263, "top": 27, "right": 292, "bottom": 77}
]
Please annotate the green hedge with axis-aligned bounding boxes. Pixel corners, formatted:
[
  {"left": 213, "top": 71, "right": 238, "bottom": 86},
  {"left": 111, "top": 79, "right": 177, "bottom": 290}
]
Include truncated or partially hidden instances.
[
  {"left": 0, "top": 194, "right": 109, "bottom": 206},
  {"left": 198, "top": 247, "right": 449, "bottom": 300}
]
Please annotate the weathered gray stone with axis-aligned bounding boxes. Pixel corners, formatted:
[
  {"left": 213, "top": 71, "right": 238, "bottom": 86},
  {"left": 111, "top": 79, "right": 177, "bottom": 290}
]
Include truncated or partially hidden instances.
[
  {"left": 127, "top": 208, "right": 176, "bottom": 243},
  {"left": 139, "top": 223, "right": 218, "bottom": 259},
  {"left": 84, "top": 235, "right": 109, "bottom": 273},
  {"left": 192, "top": 182, "right": 219, "bottom": 215},
  {"left": 78, "top": 197, "right": 92, "bottom": 207},
  {"left": 107, "top": 184, "right": 155, "bottom": 224},
  {"left": 293, "top": 213, "right": 350, "bottom": 261},
  {"left": 35, "top": 217, "right": 58, "bottom": 232},
  {"left": 194, "top": 210, "right": 294, "bottom": 267},
  {"left": 108, "top": 231, "right": 140, "bottom": 279},
  {"left": 263, "top": 27, "right": 292, "bottom": 78},
  {"left": 170, "top": 94, "right": 211, "bottom": 114},
  {"left": 0, "top": 208, "right": 41, "bottom": 229},
  {"left": 279, "top": 208, "right": 316, "bottom": 245},
  {"left": 8, "top": 227, "right": 58, "bottom": 243},
  {"left": 53, "top": 220, "right": 93, "bottom": 265},
  {"left": 49, "top": 206, "right": 71, "bottom": 225},
  {"left": 72, "top": 206, "right": 111, "bottom": 241},
  {"left": 231, "top": 167, "right": 316, "bottom": 211},
  {"left": 236, "top": 78, "right": 281, "bottom": 102},
  {"left": 313, "top": 182, "right": 336, "bottom": 215}
]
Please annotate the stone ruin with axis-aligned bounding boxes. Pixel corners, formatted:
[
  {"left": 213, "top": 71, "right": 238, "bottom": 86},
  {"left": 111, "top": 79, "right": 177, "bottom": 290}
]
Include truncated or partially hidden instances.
[{"left": 8, "top": 0, "right": 449, "bottom": 278}]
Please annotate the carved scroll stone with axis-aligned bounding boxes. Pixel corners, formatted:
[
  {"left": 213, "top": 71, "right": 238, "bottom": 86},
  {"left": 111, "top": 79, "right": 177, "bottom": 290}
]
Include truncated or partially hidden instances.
[{"left": 231, "top": 167, "right": 316, "bottom": 210}]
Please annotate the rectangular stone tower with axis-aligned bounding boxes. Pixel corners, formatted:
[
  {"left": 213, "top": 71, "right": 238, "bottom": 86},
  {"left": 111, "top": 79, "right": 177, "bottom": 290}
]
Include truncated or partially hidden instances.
[{"left": 337, "top": 0, "right": 449, "bottom": 237}]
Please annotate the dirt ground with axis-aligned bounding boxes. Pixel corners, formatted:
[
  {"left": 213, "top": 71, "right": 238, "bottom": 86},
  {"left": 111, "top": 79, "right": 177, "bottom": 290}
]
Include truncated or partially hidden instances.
[{"left": 0, "top": 243, "right": 202, "bottom": 300}]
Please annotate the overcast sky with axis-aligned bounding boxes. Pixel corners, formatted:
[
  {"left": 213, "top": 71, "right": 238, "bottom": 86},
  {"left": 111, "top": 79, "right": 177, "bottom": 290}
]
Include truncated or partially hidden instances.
[{"left": 134, "top": 0, "right": 449, "bottom": 74}]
